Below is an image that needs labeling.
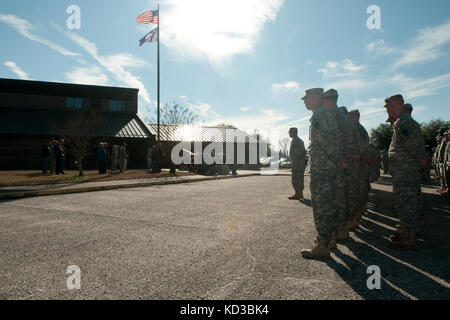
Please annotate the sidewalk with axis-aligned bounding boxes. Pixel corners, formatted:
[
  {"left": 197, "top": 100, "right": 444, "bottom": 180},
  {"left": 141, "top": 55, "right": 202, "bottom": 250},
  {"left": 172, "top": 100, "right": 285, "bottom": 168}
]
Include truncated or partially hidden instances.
[{"left": 0, "top": 170, "right": 283, "bottom": 200}]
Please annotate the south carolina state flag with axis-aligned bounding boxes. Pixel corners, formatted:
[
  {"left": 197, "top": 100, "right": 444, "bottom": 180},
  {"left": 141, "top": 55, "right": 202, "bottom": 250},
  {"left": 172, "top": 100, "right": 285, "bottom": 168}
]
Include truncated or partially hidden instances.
[{"left": 139, "top": 27, "right": 158, "bottom": 46}]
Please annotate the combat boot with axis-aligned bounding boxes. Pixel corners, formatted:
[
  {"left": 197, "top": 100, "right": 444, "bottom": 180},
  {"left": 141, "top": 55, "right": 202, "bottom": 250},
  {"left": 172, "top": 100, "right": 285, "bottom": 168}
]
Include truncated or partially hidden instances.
[
  {"left": 388, "top": 229, "right": 417, "bottom": 250},
  {"left": 389, "top": 227, "right": 404, "bottom": 241},
  {"left": 301, "top": 243, "right": 330, "bottom": 259},
  {"left": 347, "top": 212, "right": 360, "bottom": 230},
  {"left": 288, "top": 191, "right": 303, "bottom": 200},
  {"left": 328, "top": 235, "right": 337, "bottom": 249},
  {"left": 336, "top": 225, "right": 349, "bottom": 242},
  {"left": 396, "top": 219, "right": 424, "bottom": 234}
]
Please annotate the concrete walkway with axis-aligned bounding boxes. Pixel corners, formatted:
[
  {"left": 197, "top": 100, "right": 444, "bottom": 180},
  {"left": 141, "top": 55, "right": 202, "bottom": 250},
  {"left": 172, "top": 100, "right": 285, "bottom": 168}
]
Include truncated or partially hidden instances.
[{"left": 0, "top": 170, "right": 290, "bottom": 200}]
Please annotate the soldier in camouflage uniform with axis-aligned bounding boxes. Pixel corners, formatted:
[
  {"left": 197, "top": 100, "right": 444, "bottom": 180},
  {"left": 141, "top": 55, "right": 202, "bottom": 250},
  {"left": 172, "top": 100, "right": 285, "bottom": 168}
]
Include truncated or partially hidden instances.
[
  {"left": 443, "top": 131, "right": 450, "bottom": 196},
  {"left": 300, "top": 88, "right": 341, "bottom": 259},
  {"left": 368, "top": 144, "right": 381, "bottom": 183},
  {"left": 436, "top": 131, "right": 448, "bottom": 194},
  {"left": 322, "top": 90, "right": 355, "bottom": 247},
  {"left": 384, "top": 94, "right": 426, "bottom": 250},
  {"left": 380, "top": 149, "right": 390, "bottom": 174},
  {"left": 348, "top": 110, "right": 370, "bottom": 228},
  {"left": 403, "top": 103, "right": 413, "bottom": 115},
  {"left": 288, "top": 127, "right": 307, "bottom": 200}
]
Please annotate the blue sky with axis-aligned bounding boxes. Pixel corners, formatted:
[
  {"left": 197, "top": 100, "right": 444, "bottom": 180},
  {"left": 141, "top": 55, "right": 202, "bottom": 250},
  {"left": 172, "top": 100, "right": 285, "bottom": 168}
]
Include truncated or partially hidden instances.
[{"left": 1, "top": 0, "right": 450, "bottom": 143}]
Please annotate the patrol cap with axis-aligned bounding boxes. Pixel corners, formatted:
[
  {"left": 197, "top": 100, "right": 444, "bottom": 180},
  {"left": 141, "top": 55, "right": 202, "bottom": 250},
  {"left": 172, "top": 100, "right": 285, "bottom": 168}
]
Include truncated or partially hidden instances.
[
  {"left": 404, "top": 103, "right": 413, "bottom": 112},
  {"left": 340, "top": 106, "right": 348, "bottom": 113},
  {"left": 384, "top": 94, "right": 404, "bottom": 107},
  {"left": 301, "top": 88, "right": 324, "bottom": 100},
  {"left": 322, "top": 89, "right": 338, "bottom": 99},
  {"left": 348, "top": 109, "right": 360, "bottom": 118}
]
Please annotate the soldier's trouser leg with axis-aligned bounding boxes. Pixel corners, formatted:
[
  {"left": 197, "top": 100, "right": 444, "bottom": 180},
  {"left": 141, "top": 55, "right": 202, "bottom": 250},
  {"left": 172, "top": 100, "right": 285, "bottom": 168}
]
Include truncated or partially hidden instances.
[
  {"left": 356, "top": 164, "right": 365, "bottom": 216},
  {"left": 310, "top": 169, "right": 338, "bottom": 244},
  {"left": 336, "top": 168, "right": 348, "bottom": 226},
  {"left": 364, "top": 168, "right": 370, "bottom": 209},
  {"left": 348, "top": 167, "right": 360, "bottom": 222},
  {"left": 362, "top": 167, "right": 370, "bottom": 208},
  {"left": 439, "top": 164, "right": 446, "bottom": 189},
  {"left": 444, "top": 167, "right": 448, "bottom": 190},
  {"left": 392, "top": 169, "right": 422, "bottom": 230},
  {"left": 291, "top": 165, "right": 305, "bottom": 193}
]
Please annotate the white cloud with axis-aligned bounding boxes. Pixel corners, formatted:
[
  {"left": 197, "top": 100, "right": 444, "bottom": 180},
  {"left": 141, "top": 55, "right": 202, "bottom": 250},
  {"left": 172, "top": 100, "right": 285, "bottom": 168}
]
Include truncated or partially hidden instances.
[
  {"left": 390, "top": 72, "right": 450, "bottom": 99},
  {"left": 272, "top": 81, "right": 300, "bottom": 93},
  {"left": 187, "top": 101, "right": 218, "bottom": 118},
  {"left": 240, "top": 106, "right": 250, "bottom": 112},
  {"left": 162, "top": 0, "right": 284, "bottom": 70},
  {"left": 66, "top": 33, "right": 151, "bottom": 103},
  {"left": 4, "top": 61, "right": 30, "bottom": 80},
  {"left": 352, "top": 98, "right": 386, "bottom": 116},
  {"left": 366, "top": 39, "right": 395, "bottom": 56},
  {"left": 0, "top": 14, "right": 79, "bottom": 56},
  {"left": 317, "top": 59, "right": 366, "bottom": 79},
  {"left": 180, "top": 95, "right": 188, "bottom": 99},
  {"left": 205, "top": 108, "right": 290, "bottom": 132},
  {"left": 276, "top": 116, "right": 310, "bottom": 130},
  {"left": 393, "top": 21, "right": 450, "bottom": 68},
  {"left": 325, "top": 78, "right": 374, "bottom": 90},
  {"left": 64, "top": 66, "right": 109, "bottom": 86}
]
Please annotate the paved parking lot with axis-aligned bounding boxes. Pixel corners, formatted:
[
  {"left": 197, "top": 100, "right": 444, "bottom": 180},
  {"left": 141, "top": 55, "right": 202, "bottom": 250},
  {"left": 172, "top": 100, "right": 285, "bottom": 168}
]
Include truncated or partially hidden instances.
[{"left": 0, "top": 175, "right": 449, "bottom": 299}]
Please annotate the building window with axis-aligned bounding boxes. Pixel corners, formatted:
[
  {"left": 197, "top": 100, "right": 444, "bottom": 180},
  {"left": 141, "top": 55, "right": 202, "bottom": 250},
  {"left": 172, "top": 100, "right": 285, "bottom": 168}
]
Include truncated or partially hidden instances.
[
  {"left": 66, "top": 97, "right": 83, "bottom": 109},
  {"left": 109, "top": 100, "right": 125, "bottom": 112}
]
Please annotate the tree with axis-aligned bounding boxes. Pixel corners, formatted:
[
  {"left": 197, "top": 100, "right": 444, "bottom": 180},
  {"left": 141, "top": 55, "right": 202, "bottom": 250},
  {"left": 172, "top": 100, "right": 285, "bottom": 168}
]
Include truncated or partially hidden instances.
[
  {"left": 420, "top": 118, "right": 450, "bottom": 149},
  {"left": 369, "top": 123, "right": 393, "bottom": 151},
  {"left": 279, "top": 138, "right": 290, "bottom": 158},
  {"left": 147, "top": 101, "right": 198, "bottom": 125},
  {"left": 214, "top": 123, "right": 237, "bottom": 129},
  {"left": 51, "top": 111, "right": 105, "bottom": 176}
]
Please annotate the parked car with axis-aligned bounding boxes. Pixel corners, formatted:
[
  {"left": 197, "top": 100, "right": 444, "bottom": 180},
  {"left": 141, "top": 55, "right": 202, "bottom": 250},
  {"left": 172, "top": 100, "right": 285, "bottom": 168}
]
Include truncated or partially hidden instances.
[
  {"left": 181, "top": 149, "right": 231, "bottom": 176},
  {"left": 279, "top": 159, "right": 291, "bottom": 169}
]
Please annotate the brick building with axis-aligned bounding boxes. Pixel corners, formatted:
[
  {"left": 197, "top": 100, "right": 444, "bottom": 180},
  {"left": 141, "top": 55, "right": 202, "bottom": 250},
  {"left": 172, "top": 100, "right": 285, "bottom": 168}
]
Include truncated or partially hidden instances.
[{"left": 0, "top": 78, "right": 154, "bottom": 170}]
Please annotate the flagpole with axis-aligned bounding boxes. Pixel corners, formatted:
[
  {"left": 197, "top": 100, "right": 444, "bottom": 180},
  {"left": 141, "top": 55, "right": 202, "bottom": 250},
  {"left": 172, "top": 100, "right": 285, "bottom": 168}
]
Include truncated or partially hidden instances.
[{"left": 157, "top": 4, "right": 160, "bottom": 143}]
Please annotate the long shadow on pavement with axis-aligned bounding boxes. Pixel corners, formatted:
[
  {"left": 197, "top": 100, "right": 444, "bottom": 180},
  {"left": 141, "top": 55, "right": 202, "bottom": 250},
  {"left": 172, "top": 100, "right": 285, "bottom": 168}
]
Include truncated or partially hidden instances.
[{"left": 326, "top": 183, "right": 450, "bottom": 300}]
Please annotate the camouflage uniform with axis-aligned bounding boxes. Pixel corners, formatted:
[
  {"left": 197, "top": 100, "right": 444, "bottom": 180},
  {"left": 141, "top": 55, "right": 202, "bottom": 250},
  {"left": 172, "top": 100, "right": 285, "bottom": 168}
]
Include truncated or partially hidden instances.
[
  {"left": 354, "top": 121, "right": 370, "bottom": 213},
  {"left": 436, "top": 139, "right": 447, "bottom": 190},
  {"left": 330, "top": 106, "right": 356, "bottom": 227},
  {"left": 369, "top": 145, "right": 381, "bottom": 183},
  {"left": 389, "top": 112, "right": 425, "bottom": 230},
  {"left": 380, "top": 149, "right": 390, "bottom": 174},
  {"left": 309, "top": 106, "right": 341, "bottom": 244},
  {"left": 444, "top": 138, "right": 450, "bottom": 189},
  {"left": 342, "top": 111, "right": 363, "bottom": 223},
  {"left": 290, "top": 136, "right": 306, "bottom": 193}
]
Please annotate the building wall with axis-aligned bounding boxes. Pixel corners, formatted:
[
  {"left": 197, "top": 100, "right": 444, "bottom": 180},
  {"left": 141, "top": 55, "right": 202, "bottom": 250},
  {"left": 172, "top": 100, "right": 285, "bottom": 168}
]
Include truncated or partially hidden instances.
[{"left": 0, "top": 92, "right": 136, "bottom": 114}]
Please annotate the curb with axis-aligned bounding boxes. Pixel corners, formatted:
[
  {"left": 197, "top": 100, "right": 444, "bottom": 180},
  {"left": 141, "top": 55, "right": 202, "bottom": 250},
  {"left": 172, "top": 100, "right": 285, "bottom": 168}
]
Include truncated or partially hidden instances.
[{"left": 0, "top": 173, "right": 262, "bottom": 200}]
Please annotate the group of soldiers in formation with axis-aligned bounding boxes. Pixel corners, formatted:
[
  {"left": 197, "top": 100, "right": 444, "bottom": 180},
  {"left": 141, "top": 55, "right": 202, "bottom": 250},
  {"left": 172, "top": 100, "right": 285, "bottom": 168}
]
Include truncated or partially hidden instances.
[
  {"left": 287, "top": 89, "right": 426, "bottom": 259},
  {"left": 433, "top": 127, "right": 450, "bottom": 196}
]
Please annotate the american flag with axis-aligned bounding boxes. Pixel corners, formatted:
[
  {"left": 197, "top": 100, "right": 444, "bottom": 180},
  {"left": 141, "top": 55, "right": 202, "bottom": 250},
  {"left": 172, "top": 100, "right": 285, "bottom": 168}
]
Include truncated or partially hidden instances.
[{"left": 136, "top": 10, "right": 159, "bottom": 24}]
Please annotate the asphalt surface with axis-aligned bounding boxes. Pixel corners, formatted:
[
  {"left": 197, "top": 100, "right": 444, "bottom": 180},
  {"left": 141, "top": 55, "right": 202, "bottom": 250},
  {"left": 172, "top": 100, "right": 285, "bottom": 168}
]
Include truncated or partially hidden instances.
[{"left": 0, "top": 175, "right": 449, "bottom": 300}]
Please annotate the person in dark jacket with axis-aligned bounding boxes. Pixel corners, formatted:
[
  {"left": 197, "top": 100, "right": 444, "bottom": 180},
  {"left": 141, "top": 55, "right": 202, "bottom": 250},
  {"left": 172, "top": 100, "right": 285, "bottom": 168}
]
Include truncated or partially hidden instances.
[
  {"left": 97, "top": 142, "right": 108, "bottom": 174},
  {"left": 41, "top": 141, "right": 50, "bottom": 174},
  {"left": 151, "top": 144, "right": 163, "bottom": 173},
  {"left": 55, "top": 139, "right": 66, "bottom": 175}
]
